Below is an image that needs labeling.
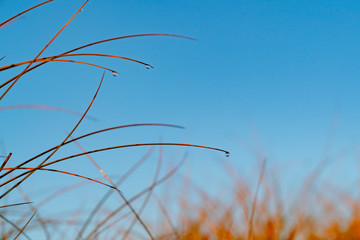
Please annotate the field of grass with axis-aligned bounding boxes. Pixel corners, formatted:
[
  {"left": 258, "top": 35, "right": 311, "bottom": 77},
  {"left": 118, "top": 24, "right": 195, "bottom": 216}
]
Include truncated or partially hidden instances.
[{"left": 1, "top": 1, "right": 360, "bottom": 240}]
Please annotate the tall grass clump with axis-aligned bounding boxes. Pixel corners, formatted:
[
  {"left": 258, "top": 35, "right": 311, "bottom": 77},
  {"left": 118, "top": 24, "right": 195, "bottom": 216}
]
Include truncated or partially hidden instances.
[{"left": 0, "top": 1, "right": 228, "bottom": 239}]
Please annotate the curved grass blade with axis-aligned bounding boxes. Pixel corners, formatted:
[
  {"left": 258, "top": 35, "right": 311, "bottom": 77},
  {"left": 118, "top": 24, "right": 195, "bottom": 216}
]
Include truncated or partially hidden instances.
[
  {"left": 43, "top": 142, "right": 228, "bottom": 168},
  {"left": 0, "top": 58, "right": 118, "bottom": 75},
  {"left": 0, "top": 142, "right": 229, "bottom": 189},
  {"left": 2, "top": 167, "right": 114, "bottom": 189},
  {"left": 0, "top": 123, "right": 183, "bottom": 180},
  {"left": 64, "top": 33, "right": 195, "bottom": 55},
  {"left": 0, "top": 0, "right": 54, "bottom": 29},
  {"left": 61, "top": 53, "right": 153, "bottom": 69},
  {"left": 0, "top": 53, "right": 152, "bottom": 72},
  {"left": 0, "top": 33, "right": 192, "bottom": 90}
]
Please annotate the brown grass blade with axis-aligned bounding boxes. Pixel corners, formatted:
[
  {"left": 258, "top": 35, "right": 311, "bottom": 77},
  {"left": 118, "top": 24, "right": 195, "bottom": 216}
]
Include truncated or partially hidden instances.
[
  {"left": 0, "top": 33, "right": 192, "bottom": 89},
  {"left": 0, "top": 53, "right": 152, "bottom": 72},
  {"left": 0, "top": 0, "right": 54, "bottom": 28},
  {"left": 0, "top": 202, "right": 32, "bottom": 209},
  {"left": 61, "top": 53, "right": 153, "bottom": 68},
  {"left": 42, "top": 142, "right": 228, "bottom": 168},
  {"left": 0, "top": 58, "right": 118, "bottom": 75},
  {"left": 0, "top": 153, "right": 11, "bottom": 172},
  {"left": 0, "top": 123, "right": 183, "bottom": 180},
  {"left": 13, "top": 211, "right": 37, "bottom": 240},
  {"left": 2, "top": 167, "right": 114, "bottom": 189},
  {"left": 63, "top": 33, "right": 195, "bottom": 55},
  {"left": 0, "top": 142, "right": 228, "bottom": 190}
]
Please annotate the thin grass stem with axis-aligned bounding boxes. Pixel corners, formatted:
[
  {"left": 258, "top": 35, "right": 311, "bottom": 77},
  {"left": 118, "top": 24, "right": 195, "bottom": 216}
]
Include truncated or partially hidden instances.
[
  {"left": 0, "top": 153, "right": 11, "bottom": 172},
  {"left": 0, "top": 202, "right": 32, "bottom": 209},
  {"left": 0, "top": 123, "right": 183, "bottom": 180},
  {"left": 0, "top": 58, "right": 117, "bottom": 75},
  {"left": 0, "top": 0, "right": 54, "bottom": 28},
  {"left": 13, "top": 211, "right": 37, "bottom": 240},
  {"left": 3, "top": 167, "right": 114, "bottom": 189}
]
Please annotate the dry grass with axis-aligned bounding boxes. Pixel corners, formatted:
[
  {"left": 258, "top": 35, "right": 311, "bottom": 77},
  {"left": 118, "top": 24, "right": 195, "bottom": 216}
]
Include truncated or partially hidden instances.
[
  {"left": 0, "top": 1, "right": 226, "bottom": 239},
  {"left": 1, "top": 2, "right": 358, "bottom": 240}
]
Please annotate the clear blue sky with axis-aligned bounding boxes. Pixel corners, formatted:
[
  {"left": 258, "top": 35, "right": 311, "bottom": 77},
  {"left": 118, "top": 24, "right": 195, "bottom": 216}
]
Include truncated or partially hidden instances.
[{"left": 1, "top": 0, "right": 360, "bottom": 236}]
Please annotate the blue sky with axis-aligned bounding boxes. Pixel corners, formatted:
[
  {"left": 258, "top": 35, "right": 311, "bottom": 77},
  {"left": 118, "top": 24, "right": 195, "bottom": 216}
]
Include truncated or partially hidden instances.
[{"left": 1, "top": 0, "right": 360, "bottom": 236}]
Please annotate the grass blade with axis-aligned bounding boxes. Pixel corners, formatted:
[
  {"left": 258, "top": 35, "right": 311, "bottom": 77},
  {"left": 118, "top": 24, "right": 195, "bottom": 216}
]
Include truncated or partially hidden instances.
[
  {"left": 0, "top": 142, "right": 228, "bottom": 190},
  {"left": 0, "top": 123, "right": 183, "bottom": 180},
  {"left": 0, "top": 202, "right": 32, "bottom": 209},
  {"left": 0, "top": 0, "right": 54, "bottom": 29},
  {"left": 0, "top": 33, "right": 192, "bottom": 89},
  {"left": 0, "top": 153, "right": 11, "bottom": 172},
  {"left": 13, "top": 211, "right": 37, "bottom": 240},
  {"left": 0, "top": 58, "right": 118, "bottom": 75},
  {"left": 2, "top": 167, "right": 114, "bottom": 189}
]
